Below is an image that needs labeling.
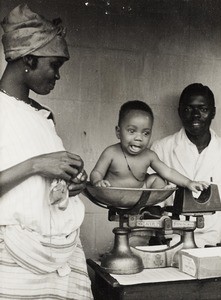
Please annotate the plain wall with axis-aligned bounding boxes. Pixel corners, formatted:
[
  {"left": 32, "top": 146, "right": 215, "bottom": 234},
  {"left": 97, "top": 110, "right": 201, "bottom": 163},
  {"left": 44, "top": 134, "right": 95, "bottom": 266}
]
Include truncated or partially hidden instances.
[{"left": 1, "top": 0, "right": 221, "bottom": 259}]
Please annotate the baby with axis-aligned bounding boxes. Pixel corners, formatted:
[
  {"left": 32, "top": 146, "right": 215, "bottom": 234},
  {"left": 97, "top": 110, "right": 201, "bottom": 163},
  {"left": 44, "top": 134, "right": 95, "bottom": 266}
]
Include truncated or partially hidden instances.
[{"left": 90, "top": 100, "right": 209, "bottom": 193}]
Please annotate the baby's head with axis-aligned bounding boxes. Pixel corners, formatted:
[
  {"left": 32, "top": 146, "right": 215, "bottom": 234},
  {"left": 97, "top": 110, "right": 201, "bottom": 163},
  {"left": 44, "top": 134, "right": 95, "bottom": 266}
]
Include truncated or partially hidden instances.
[
  {"left": 116, "top": 100, "right": 154, "bottom": 155},
  {"left": 118, "top": 100, "right": 154, "bottom": 126}
]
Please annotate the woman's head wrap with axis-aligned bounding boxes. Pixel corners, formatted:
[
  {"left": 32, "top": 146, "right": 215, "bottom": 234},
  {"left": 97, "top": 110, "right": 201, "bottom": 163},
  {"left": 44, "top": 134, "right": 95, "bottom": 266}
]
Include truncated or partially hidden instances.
[{"left": 1, "top": 4, "right": 70, "bottom": 61}]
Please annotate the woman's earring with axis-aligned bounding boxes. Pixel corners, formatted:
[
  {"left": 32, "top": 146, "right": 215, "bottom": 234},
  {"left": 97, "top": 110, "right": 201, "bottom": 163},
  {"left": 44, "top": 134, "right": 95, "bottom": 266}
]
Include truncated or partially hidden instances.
[{"left": 25, "top": 69, "right": 29, "bottom": 73}]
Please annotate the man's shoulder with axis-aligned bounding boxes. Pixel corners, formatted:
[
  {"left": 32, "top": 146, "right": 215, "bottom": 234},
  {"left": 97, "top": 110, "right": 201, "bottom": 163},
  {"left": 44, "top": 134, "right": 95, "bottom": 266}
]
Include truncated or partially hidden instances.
[
  {"left": 151, "top": 130, "right": 179, "bottom": 149},
  {"left": 211, "top": 129, "right": 221, "bottom": 140}
]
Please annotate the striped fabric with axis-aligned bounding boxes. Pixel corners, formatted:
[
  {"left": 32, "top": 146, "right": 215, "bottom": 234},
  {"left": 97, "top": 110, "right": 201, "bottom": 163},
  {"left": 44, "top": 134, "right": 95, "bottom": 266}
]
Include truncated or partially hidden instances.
[
  {"left": 3, "top": 225, "right": 80, "bottom": 275},
  {"left": 0, "top": 227, "right": 93, "bottom": 300}
]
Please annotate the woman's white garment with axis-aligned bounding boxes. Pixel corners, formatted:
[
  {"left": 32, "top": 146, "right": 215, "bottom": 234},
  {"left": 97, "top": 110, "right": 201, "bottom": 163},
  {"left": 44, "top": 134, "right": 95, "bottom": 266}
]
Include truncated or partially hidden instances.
[
  {"left": 0, "top": 93, "right": 88, "bottom": 278},
  {"left": 0, "top": 92, "right": 93, "bottom": 300},
  {"left": 0, "top": 93, "right": 84, "bottom": 236},
  {"left": 151, "top": 128, "right": 221, "bottom": 247}
]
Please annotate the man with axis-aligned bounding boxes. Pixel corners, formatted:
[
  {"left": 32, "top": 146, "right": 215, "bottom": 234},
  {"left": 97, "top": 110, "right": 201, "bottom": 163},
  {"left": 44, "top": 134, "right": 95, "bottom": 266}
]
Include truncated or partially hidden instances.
[{"left": 151, "top": 83, "right": 221, "bottom": 248}]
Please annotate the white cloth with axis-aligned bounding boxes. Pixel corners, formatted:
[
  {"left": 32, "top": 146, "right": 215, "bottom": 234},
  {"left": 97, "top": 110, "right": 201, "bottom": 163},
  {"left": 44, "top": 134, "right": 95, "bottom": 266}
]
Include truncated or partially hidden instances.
[
  {"left": 151, "top": 128, "right": 221, "bottom": 247},
  {"left": 0, "top": 92, "right": 85, "bottom": 236},
  {"left": 0, "top": 92, "right": 94, "bottom": 299}
]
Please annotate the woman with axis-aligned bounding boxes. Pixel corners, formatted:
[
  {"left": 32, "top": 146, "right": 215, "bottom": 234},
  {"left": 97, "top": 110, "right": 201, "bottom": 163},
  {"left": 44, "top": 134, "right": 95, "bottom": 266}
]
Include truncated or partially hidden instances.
[{"left": 0, "top": 4, "right": 93, "bottom": 299}]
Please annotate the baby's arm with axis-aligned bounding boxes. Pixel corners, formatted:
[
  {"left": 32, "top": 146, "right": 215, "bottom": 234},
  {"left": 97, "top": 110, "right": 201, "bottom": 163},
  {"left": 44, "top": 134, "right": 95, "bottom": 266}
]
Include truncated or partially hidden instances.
[
  {"left": 90, "top": 147, "right": 113, "bottom": 187},
  {"left": 149, "top": 151, "right": 209, "bottom": 192}
]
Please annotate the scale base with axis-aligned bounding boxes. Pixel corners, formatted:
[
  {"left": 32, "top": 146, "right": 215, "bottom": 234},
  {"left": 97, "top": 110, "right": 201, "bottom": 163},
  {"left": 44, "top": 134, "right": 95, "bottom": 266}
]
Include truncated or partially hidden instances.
[
  {"left": 101, "top": 253, "right": 144, "bottom": 274},
  {"left": 131, "top": 242, "right": 183, "bottom": 268},
  {"left": 100, "top": 227, "right": 144, "bottom": 274}
]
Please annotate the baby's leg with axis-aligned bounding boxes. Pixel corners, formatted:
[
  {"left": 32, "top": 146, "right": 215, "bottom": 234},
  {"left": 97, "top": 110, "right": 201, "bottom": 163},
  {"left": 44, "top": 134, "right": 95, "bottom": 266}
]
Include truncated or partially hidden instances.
[{"left": 145, "top": 173, "right": 167, "bottom": 189}]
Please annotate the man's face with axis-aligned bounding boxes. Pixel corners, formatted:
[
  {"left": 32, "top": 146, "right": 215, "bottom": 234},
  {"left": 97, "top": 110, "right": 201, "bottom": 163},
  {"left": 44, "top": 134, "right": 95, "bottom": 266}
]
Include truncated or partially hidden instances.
[{"left": 178, "top": 95, "right": 215, "bottom": 136}]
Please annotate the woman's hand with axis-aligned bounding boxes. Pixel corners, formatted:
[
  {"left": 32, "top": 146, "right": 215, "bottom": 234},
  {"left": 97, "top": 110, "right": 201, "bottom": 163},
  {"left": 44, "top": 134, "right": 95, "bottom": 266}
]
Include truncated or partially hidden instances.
[
  {"left": 71, "top": 169, "right": 87, "bottom": 184},
  {"left": 68, "top": 182, "right": 87, "bottom": 197},
  {"left": 0, "top": 151, "right": 86, "bottom": 197},
  {"left": 68, "top": 169, "right": 88, "bottom": 197},
  {"left": 31, "top": 151, "right": 84, "bottom": 182}
]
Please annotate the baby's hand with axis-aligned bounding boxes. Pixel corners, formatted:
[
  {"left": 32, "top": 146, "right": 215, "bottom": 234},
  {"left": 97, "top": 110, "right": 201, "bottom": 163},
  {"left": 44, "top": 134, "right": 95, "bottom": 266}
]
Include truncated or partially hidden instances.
[
  {"left": 95, "top": 180, "right": 111, "bottom": 187},
  {"left": 187, "top": 181, "right": 210, "bottom": 193}
]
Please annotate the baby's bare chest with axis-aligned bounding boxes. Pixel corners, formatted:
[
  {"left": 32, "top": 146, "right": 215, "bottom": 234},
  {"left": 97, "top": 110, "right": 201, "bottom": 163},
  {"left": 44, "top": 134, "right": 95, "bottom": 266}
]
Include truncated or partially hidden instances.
[{"left": 109, "top": 155, "right": 150, "bottom": 175}]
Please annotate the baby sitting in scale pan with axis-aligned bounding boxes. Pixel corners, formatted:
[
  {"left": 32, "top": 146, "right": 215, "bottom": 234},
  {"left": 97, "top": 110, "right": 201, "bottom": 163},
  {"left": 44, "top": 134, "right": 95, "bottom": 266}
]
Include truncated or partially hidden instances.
[{"left": 90, "top": 100, "right": 209, "bottom": 198}]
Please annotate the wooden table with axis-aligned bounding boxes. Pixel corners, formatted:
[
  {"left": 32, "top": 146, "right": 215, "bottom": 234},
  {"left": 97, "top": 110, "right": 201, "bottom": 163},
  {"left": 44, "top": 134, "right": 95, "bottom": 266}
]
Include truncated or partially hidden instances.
[{"left": 87, "top": 259, "right": 221, "bottom": 300}]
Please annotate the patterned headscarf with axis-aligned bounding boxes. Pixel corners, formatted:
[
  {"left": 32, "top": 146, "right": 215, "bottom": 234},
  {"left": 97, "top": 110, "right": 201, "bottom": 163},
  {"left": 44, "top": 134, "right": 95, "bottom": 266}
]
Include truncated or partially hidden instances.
[{"left": 1, "top": 4, "right": 70, "bottom": 61}]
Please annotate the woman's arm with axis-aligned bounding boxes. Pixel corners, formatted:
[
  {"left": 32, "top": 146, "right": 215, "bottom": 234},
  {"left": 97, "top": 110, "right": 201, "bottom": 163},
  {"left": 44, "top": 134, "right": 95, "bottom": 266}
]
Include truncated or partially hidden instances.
[{"left": 0, "top": 151, "right": 84, "bottom": 196}]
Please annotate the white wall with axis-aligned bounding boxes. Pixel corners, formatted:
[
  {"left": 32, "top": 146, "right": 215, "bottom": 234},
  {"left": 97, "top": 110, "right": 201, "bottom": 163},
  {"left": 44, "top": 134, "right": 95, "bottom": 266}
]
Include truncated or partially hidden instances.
[{"left": 1, "top": 0, "right": 221, "bottom": 259}]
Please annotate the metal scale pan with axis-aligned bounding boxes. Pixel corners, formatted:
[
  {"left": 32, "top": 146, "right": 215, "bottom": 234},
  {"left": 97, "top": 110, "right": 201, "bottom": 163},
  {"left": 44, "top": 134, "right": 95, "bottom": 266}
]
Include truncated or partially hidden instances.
[{"left": 85, "top": 182, "right": 176, "bottom": 209}]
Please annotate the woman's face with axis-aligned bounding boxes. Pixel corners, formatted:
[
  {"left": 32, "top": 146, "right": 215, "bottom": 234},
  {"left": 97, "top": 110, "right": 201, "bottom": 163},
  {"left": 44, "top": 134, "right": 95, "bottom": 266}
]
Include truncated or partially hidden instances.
[{"left": 27, "top": 56, "right": 66, "bottom": 95}]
